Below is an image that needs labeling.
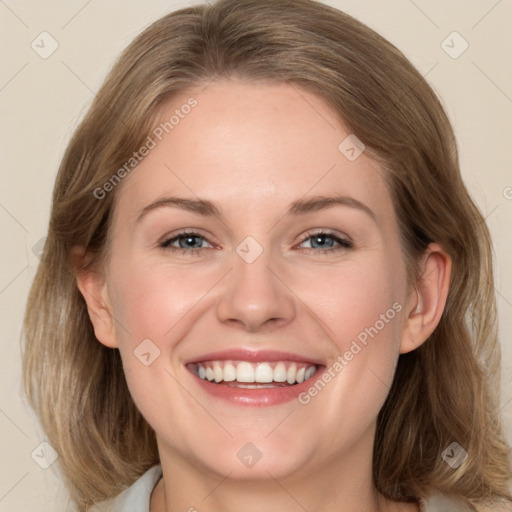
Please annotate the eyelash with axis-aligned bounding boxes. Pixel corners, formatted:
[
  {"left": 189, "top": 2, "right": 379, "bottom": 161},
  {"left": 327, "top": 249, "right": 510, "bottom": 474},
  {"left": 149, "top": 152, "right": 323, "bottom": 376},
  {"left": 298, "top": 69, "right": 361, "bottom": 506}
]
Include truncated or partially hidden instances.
[{"left": 159, "top": 229, "right": 353, "bottom": 256}]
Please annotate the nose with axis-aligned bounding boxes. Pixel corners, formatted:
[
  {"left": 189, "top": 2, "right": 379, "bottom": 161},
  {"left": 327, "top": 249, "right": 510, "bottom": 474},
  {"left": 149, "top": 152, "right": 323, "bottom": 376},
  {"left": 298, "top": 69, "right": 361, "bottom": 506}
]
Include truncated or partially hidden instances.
[{"left": 216, "top": 248, "right": 296, "bottom": 333}]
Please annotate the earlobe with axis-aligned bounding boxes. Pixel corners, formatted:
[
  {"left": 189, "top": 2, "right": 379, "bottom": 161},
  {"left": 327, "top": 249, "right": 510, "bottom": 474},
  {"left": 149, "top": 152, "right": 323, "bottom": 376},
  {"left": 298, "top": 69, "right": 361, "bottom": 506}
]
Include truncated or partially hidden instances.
[
  {"left": 400, "top": 243, "right": 452, "bottom": 354},
  {"left": 71, "top": 246, "right": 119, "bottom": 349}
]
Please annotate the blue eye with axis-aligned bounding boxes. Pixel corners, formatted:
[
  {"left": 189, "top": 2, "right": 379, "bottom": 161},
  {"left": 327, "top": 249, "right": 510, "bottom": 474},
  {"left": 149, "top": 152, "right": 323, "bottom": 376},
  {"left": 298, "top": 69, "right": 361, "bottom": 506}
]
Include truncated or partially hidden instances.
[
  {"left": 298, "top": 231, "right": 352, "bottom": 254},
  {"left": 160, "top": 232, "right": 211, "bottom": 254}
]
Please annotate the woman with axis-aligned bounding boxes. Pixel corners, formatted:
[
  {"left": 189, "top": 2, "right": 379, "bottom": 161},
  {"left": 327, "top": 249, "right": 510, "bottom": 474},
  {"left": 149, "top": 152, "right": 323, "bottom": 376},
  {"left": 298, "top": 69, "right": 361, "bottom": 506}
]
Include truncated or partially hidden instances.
[{"left": 22, "top": 0, "right": 512, "bottom": 510}]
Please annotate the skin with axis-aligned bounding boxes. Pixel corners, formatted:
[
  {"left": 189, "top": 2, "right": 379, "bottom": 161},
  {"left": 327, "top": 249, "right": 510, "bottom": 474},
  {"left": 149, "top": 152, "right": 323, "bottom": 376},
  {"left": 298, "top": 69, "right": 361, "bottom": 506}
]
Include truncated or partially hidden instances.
[{"left": 76, "top": 79, "right": 451, "bottom": 512}]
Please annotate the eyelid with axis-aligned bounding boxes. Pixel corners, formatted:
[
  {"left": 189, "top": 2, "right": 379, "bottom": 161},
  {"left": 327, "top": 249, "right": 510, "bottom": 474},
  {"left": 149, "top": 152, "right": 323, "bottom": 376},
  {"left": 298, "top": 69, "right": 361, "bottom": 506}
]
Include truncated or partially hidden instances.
[
  {"left": 293, "top": 229, "right": 353, "bottom": 254},
  {"left": 295, "top": 228, "right": 353, "bottom": 246},
  {"left": 159, "top": 228, "right": 217, "bottom": 248},
  {"left": 157, "top": 231, "right": 216, "bottom": 259}
]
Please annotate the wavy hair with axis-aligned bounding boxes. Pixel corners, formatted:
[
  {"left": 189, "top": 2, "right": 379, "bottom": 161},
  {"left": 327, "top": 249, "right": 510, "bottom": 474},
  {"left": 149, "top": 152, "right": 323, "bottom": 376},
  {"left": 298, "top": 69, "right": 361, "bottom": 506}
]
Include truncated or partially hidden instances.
[{"left": 22, "top": 0, "right": 511, "bottom": 510}]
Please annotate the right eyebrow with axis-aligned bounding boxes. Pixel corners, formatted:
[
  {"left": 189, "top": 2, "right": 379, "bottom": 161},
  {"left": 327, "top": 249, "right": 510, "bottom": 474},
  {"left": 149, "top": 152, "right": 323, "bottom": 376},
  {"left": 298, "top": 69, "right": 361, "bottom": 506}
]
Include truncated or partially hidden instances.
[{"left": 136, "top": 197, "right": 221, "bottom": 222}]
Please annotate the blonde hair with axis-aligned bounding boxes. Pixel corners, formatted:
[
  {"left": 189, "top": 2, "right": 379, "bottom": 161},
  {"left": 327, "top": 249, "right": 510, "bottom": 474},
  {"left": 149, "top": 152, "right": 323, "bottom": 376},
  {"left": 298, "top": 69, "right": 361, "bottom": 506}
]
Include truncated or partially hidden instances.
[{"left": 22, "top": 0, "right": 511, "bottom": 510}]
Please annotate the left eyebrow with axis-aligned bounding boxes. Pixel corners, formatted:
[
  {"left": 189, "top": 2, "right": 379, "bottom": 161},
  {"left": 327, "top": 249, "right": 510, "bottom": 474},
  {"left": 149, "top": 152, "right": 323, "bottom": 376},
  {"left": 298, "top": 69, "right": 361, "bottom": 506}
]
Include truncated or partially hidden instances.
[{"left": 286, "top": 194, "right": 377, "bottom": 222}]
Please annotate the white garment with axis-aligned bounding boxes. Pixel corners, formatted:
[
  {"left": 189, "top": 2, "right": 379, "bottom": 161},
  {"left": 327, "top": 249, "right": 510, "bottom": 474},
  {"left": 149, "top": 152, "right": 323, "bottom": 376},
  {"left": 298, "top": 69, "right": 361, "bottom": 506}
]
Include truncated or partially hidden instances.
[{"left": 87, "top": 464, "right": 476, "bottom": 512}]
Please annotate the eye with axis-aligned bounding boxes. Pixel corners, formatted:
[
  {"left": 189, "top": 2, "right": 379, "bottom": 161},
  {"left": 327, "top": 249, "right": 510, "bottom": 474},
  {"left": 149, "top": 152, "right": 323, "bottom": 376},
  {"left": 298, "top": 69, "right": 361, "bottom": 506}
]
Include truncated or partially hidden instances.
[
  {"left": 297, "top": 230, "right": 353, "bottom": 254},
  {"left": 160, "top": 231, "right": 213, "bottom": 255},
  {"left": 159, "top": 229, "right": 353, "bottom": 256}
]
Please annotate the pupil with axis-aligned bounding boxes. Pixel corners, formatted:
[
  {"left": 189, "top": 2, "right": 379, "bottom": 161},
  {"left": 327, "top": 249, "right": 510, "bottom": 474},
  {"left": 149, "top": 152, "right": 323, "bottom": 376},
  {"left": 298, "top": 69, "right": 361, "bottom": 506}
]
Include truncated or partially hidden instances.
[
  {"left": 313, "top": 235, "right": 333, "bottom": 248},
  {"left": 182, "top": 236, "right": 199, "bottom": 248}
]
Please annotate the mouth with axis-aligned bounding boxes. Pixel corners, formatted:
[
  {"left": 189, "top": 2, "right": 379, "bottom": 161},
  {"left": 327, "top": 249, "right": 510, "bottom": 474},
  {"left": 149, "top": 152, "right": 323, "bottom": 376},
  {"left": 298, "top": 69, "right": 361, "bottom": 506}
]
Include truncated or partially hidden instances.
[
  {"left": 185, "top": 351, "right": 324, "bottom": 406},
  {"left": 188, "top": 360, "right": 318, "bottom": 388}
]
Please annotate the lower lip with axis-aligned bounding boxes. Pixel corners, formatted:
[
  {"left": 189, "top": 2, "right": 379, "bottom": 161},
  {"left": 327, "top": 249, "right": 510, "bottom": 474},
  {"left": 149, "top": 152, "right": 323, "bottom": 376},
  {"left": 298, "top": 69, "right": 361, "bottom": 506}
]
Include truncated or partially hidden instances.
[{"left": 189, "top": 368, "right": 325, "bottom": 406}]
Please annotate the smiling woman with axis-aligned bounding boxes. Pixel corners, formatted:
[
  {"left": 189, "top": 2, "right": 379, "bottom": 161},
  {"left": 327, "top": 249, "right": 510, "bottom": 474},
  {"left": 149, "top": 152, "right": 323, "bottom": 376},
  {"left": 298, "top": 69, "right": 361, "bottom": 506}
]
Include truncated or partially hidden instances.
[{"left": 21, "top": 1, "right": 512, "bottom": 512}]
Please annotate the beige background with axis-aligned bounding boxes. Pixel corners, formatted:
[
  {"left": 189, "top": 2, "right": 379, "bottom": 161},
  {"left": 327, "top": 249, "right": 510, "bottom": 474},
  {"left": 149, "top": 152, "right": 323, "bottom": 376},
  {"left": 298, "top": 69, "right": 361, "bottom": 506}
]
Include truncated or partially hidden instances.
[{"left": 1, "top": 0, "right": 511, "bottom": 510}]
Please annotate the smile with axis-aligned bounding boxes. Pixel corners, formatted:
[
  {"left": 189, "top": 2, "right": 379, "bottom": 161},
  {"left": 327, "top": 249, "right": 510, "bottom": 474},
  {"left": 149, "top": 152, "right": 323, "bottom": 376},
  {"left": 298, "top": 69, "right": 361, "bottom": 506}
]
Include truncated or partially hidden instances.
[{"left": 190, "top": 360, "right": 318, "bottom": 387}]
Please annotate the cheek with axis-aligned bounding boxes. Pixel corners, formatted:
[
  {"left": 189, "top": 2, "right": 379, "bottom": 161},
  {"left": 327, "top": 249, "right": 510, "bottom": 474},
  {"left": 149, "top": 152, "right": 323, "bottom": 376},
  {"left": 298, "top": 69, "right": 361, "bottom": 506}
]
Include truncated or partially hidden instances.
[
  {"left": 287, "top": 255, "right": 405, "bottom": 352},
  {"left": 107, "top": 256, "right": 218, "bottom": 343}
]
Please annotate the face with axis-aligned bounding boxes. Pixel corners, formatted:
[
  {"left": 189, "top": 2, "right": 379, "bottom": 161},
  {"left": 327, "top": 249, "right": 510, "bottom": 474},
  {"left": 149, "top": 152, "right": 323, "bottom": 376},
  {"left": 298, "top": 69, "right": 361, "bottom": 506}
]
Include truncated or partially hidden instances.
[{"left": 95, "top": 79, "right": 415, "bottom": 481}]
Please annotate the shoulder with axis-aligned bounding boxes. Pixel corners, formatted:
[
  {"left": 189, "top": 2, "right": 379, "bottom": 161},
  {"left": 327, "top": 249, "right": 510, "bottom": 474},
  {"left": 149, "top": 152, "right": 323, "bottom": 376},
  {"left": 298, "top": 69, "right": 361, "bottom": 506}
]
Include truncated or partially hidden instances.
[{"left": 87, "top": 465, "right": 162, "bottom": 512}]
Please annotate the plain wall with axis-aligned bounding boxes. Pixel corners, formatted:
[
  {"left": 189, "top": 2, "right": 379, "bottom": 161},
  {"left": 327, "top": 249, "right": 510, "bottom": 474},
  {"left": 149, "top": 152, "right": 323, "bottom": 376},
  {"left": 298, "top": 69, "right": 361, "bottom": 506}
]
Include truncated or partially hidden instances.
[{"left": 0, "top": 0, "right": 511, "bottom": 510}]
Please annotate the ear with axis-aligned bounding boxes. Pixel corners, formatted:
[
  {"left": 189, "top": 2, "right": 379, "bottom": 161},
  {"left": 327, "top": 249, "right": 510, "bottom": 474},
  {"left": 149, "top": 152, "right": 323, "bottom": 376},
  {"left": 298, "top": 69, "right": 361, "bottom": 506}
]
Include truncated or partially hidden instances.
[
  {"left": 70, "top": 246, "right": 118, "bottom": 349},
  {"left": 400, "top": 243, "right": 452, "bottom": 354}
]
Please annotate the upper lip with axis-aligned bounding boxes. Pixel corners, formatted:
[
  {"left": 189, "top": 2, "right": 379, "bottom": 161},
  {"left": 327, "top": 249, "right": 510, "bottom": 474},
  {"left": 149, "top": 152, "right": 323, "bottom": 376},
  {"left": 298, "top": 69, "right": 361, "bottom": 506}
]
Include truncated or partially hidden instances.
[{"left": 185, "top": 348, "right": 325, "bottom": 366}]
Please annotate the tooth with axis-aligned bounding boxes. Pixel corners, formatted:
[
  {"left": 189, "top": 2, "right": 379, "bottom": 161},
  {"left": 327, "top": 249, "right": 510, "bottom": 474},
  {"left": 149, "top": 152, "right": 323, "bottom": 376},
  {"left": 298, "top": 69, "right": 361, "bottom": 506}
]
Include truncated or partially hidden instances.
[
  {"left": 197, "top": 361, "right": 318, "bottom": 385},
  {"left": 287, "top": 364, "right": 297, "bottom": 384},
  {"left": 223, "top": 362, "right": 236, "bottom": 382},
  {"left": 305, "top": 366, "right": 316, "bottom": 380},
  {"left": 233, "top": 383, "right": 278, "bottom": 389},
  {"left": 274, "top": 362, "right": 287, "bottom": 382},
  {"left": 213, "top": 362, "right": 223, "bottom": 382},
  {"left": 237, "top": 361, "right": 255, "bottom": 383},
  {"left": 255, "top": 363, "right": 274, "bottom": 383}
]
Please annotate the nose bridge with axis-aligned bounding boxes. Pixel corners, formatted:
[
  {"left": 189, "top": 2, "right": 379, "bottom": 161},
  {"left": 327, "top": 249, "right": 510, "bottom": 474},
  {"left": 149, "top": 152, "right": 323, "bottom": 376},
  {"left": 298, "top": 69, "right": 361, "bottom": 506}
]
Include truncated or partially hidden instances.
[{"left": 216, "top": 240, "right": 296, "bottom": 331}]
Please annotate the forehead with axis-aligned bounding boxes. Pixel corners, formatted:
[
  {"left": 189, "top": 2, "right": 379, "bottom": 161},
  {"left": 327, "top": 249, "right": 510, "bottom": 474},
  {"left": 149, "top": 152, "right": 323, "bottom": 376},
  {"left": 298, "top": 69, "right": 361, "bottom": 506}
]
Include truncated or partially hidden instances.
[{"left": 113, "top": 79, "right": 394, "bottom": 228}]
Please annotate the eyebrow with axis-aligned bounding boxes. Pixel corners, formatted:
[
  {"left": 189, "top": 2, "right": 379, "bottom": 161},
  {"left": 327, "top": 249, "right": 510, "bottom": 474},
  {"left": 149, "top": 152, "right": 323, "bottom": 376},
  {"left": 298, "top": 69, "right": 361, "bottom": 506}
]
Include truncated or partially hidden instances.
[{"left": 136, "top": 194, "right": 376, "bottom": 223}]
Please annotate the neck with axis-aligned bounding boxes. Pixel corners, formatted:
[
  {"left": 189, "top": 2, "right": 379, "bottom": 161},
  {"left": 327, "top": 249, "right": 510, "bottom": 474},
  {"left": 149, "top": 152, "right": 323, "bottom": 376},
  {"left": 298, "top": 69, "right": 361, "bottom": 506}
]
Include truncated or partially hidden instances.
[{"left": 151, "top": 423, "right": 409, "bottom": 512}]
